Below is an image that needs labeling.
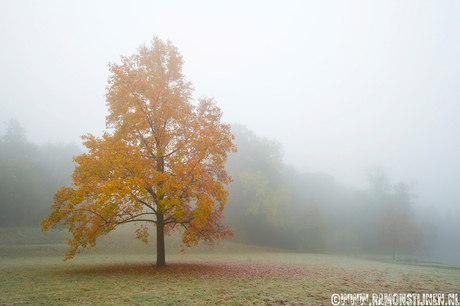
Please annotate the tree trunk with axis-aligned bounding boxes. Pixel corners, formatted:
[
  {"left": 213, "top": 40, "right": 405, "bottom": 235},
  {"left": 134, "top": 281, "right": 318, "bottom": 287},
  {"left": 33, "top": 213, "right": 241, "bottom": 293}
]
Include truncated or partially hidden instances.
[{"left": 156, "top": 213, "right": 166, "bottom": 266}]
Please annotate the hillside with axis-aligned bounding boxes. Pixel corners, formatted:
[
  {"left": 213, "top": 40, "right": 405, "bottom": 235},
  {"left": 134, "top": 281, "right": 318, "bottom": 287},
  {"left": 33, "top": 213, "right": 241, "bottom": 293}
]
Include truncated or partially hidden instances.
[{"left": 0, "top": 225, "right": 292, "bottom": 260}]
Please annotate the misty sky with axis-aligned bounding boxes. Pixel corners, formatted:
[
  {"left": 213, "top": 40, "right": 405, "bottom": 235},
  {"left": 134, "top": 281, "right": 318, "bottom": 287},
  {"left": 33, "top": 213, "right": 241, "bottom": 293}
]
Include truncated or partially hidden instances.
[{"left": 1, "top": 1, "right": 459, "bottom": 212}]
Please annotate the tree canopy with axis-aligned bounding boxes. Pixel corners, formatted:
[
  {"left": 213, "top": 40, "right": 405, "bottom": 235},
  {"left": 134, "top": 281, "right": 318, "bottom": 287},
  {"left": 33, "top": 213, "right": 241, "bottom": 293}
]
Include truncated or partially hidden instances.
[
  {"left": 41, "top": 37, "right": 236, "bottom": 266},
  {"left": 376, "top": 204, "right": 423, "bottom": 259}
]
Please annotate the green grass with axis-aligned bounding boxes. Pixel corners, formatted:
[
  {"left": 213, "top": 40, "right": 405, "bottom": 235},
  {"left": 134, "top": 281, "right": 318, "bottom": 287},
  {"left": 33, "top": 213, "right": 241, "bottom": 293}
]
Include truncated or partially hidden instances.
[{"left": 1, "top": 227, "right": 459, "bottom": 305}]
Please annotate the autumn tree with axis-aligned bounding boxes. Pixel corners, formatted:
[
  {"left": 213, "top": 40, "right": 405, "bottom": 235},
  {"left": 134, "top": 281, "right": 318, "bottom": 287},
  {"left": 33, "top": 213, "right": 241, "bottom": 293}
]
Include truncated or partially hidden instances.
[
  {"left": 41, "top": 37, "right": 235, "bottom": 266},
  {"left": 376, "top": 204, "right": 423, "bottom": 259}
]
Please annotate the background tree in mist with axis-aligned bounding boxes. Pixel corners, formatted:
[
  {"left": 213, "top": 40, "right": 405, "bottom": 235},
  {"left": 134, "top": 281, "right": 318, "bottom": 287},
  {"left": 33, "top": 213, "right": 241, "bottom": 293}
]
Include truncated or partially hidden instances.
[
  {"left": 376, "top": 204, "right": 423, "bottom": 259},
  {"left": 0, "top": 119, "right": 38, "bottom": 162},
  {"left": 365, "top": 166, "right": 417, "bottom": 216},
  {"left": 0, "top": 120, "right": 80, "bottom": 227},
  {"left": 224, "top": 124, "right": 292, "bottom": 247},
  {"left": 225, "top": 124, "right": 328, "bottom": 251},
  {"left": 365, "top": 166, "right": 392, "bottom": 199},
  {"left": 288, "top": 201, "right": 328, "bottom": 253},
  {"left": 41, "top": 36, "right": 235, "bottom": 266},
  {"left": 419, "top": 219, "right": 438, "bottom": 258},
  {"left": 35, "top": 142, "right": 82, "bottom": 200},
  {"left": 240, "top": 170, "right": 290, "bottom": 229},
  {"left": 0, "top": 159, "right": 47, "bottom": 226}
]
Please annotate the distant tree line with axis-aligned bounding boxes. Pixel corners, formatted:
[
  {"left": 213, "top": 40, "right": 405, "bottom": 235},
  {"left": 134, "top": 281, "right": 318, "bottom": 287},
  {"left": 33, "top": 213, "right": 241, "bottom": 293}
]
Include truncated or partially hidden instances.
[
  {"left": 0, "top": 118, "right": 438, "bottom": 259},
  {"left": 0, "top": 119, "right": 81, "bottom": 227},
  {"left": 224, "top": 124, "right": 438, "bottom": 258}
]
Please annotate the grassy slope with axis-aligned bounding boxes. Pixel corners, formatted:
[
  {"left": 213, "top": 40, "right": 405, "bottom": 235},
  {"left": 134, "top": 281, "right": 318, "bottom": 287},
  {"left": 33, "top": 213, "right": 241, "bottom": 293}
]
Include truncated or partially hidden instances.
[
  {"left": 0, "top": 225, "right": 291, "bottom": 260},
  {"left": 1, "top": 227, "right": 460, "bottom": 305}
]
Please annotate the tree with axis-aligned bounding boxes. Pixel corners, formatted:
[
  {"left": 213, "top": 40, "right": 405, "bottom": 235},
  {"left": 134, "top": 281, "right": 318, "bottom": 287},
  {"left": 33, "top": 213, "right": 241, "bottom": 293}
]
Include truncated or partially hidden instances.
[
  {"left": 392, "top": 181, "right": 417, "bottom": 217},
  {"left": 0, "top": 159, "right": 47, "bottom": 227},
  {"left": 0, "top": 119, "right": 38, "bottom": 162},
  {"left": 365, "top": 166, "right": 392, "bottom": 198},
  {"left": 0, "top": 120, "right": 48, "bottom": 226},
  {"left": 35, "top": 142, "right": 82, "bottom": 197},
  {"left": 224, "top": 124, "right": 291, "bottom": 247},
  {"left": 41, "top": 37, "right": 235, "bottom": 266},
  {"left": 365, "top": 166, "right": 417, "bottom": 222},
  {"left": 240, "top": 170, "right": 290, "bottom": 228},
  {"left": 419, "top": 219, "right": 438, "bottom": 257},
  {"left": 376, "top": 204, "right": 423, "bottom": 259},
  {"left": 290, "top": 202, "right": 328, "bottom": 253}
]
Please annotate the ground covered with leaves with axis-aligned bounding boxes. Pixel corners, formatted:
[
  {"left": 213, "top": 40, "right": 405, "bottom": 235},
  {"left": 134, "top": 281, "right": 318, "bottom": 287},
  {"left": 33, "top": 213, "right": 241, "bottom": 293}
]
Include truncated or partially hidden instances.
[
  {"left": 1, "top": 252, "right": 460, "bottom": 306},
  {"left": 1, "top": 228, "right": 459, "bottom": 305}
]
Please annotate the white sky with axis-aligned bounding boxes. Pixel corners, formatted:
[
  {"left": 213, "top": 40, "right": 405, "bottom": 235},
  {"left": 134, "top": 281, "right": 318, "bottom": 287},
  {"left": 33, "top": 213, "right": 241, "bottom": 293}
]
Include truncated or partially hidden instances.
[{"left": 1, "top": 1, "right": 459, "bottom": 211}]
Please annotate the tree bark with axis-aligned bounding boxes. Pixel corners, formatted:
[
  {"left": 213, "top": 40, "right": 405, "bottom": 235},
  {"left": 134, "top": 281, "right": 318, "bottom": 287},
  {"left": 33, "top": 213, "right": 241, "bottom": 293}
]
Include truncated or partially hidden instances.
[
  {"left": 156, "top": 213, "right": 166, "bottom": 266},
  {"left": 155, "top": 149, "right": 166, "bottom": 267}
]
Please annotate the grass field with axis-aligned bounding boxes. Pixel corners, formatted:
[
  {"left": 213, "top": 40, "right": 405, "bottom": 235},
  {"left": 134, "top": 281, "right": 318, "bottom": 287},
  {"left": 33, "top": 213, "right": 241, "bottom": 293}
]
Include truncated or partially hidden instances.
[{"left": 1, "top": 226, "right": 459, "bottom": 305}]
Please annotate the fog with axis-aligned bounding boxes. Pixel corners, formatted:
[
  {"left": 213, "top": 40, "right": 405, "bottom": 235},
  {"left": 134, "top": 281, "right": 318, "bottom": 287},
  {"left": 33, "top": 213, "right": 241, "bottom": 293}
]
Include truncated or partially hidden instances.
[{"left": 1, "top": 2, "right": 459, "bottom": 262}]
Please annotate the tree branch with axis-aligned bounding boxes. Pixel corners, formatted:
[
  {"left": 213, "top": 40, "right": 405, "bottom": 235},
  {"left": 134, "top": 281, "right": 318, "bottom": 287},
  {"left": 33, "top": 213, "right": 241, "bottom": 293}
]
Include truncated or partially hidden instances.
[
  {"left": 132, "top": 192, "right": 157, "bottom": 213},
  {"left": 135, "top": 128, "right": 157, "bottom": 159},
  {"left": 76, "top": 208, "right": 110, "bottom": 225}
]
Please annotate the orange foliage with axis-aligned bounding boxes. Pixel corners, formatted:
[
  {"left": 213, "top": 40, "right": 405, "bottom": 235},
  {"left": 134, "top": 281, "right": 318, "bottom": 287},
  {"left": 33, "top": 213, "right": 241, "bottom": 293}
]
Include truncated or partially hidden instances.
[
  {"left": 41, "top": 37, "right": 235, "bottom": 264},
  {"left": 376, "top": 204, "right": 423, "bottom": 259}
]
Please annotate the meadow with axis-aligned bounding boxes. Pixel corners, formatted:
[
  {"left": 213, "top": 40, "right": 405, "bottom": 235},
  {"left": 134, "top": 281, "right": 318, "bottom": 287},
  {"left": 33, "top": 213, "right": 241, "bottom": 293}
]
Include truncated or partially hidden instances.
[{"left": 1, "top": 226, "right": 459, "bottom": 305}]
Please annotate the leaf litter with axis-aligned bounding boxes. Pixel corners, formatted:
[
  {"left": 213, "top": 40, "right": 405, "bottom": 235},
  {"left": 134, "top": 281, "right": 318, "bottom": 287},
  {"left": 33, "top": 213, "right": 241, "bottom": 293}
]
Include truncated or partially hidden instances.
[{"left": 1, "top": 254, "right": 459, "bottom": 305}]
